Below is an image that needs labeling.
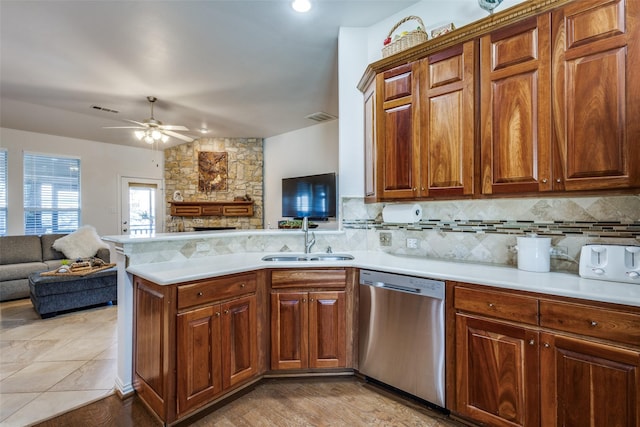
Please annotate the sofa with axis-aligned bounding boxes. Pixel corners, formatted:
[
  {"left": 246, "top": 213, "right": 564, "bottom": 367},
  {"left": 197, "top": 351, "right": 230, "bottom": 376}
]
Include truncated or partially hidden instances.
[{"left": 0, "top": 234, "right": 111, "bottom": 302}]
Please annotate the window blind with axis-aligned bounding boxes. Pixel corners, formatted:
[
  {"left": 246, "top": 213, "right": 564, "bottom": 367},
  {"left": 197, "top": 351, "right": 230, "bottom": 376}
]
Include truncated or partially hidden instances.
[
  {"left": 23, "top": 153, "right": 80, "bottom": 235},
  {"left": 0, "top": 150, "right": 6, "bottom": 236}
]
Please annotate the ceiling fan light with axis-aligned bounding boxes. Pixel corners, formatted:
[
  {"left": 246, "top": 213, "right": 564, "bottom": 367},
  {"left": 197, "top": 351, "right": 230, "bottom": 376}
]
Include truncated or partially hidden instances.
[
  {"left": 144, "top": 134, "right": 155, "bottom": 144},
  {"left": 161, "top": 134, "right": 169, "bottom": 143},
  {"left": 292, "top": 0, "right": 311, "bottom": 13},
  {"left": 151, "top": 130, "right": 162, "bottom": 140},
  {"left": 134, "top": 130, "right": 145, "bottom": 140}
]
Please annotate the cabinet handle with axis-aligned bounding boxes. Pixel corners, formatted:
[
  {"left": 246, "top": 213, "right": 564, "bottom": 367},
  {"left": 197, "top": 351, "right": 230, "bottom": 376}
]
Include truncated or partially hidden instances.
[
  {"left": 197, "top": 292, "right": 203, "bottom": 296},
  {"left": 590, "top": 320, "right": 598, "bottom": 327},
  {"left": 528, "top": 339, "right": 535, "bottom": 346}
]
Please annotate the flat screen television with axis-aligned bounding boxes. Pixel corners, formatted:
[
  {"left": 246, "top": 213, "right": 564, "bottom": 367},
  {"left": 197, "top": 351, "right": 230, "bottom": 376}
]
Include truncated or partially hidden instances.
[{"left": 282, "top": 172, "right": 337, "bottom": 220}]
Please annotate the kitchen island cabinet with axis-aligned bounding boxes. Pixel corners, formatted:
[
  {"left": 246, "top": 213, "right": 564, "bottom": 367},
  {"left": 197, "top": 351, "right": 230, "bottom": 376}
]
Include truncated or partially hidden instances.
[
  {"left": 269, "top": 268, "right": 356, "bottom": 371},
  {"left": 133, "top": 272, "right": 264, "bottom": 424},
  {"left": 451, "top": 281, "right": 640, "bottom": 427}
]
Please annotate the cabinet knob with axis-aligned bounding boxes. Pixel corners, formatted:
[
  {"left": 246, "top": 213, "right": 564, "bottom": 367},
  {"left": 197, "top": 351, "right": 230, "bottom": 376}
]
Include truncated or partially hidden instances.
[
  {"left": 528, "top": 339, "right": 535, "bottom": 346},
  {"left": 541, "top": 178, "right": 548, "bottom": 184},
  {"left": 590, "top": 320, "right": 598, "bottom": 327},
  {"left": 556, "top": 178, "right": 562, "bottom": 183},
  {"left": 224, "top": 309, "right": 229, "bottom": 315},
  {"left": 216, "top": 312, "right": 221, "bottom": 317},
  {"left": 544, "top": 343, "right": 550, "bottom": 348},
  {"left": 197, "top": 292, "right": 203, "bottom": 296},
  {"left": 240, "top": 283, "right": 245, "bottom": 288},
  {"left": 421, "top": 187, "right": 425, "bottom": 191},
  {"left": 488, "top": 303, "right": 495, "bottom": 308},
  {"left": 412, "top": 187, "right": 417, "bottom": 192},
  {"left": 310, "top": 298, "right": 314, "bottom": 302}
]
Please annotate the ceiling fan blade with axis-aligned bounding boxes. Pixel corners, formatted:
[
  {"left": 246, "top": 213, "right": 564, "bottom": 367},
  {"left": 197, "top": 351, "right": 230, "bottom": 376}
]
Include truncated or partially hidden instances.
[
  {"left": 123, "top": 119, "right": 148, "bottom": 127},
  {"left": 160, "top": 125, "right": 189, "bottom": 131},
  {"left": 103, "top": 126, "right": 145, "bottom": 129},
  {"left": 164, "top": 130, "right": 194, "bottom": 142}
]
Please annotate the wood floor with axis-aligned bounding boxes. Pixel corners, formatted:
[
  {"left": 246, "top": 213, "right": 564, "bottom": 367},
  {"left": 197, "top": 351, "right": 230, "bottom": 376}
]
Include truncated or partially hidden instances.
[{"left": 34, "top": 377, "right": 464, "bottom": 426}]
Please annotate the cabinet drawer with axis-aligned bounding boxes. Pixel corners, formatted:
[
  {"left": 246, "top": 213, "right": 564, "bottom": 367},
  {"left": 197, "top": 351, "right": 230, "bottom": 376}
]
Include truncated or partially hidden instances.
[
  {"left": 270, "top": 269, "right": 346, "bottom": 289},
  {"left": 455, "top": 286, "right": 539, "bottom": 325},
  {"left": 540, "top": 300, "right": 640, "bottom": 347},
  {"left": 222, "top": 205, "right": 253, "bottom": 216},
  {"left": 201, "top": 205, "right": 223, "bottom": 215},
  {"left": 178, "top": 273, "right": 256, "bottom": 310},
  {"left": 171, "top": 205, "right": 201, "bottom": 216}
]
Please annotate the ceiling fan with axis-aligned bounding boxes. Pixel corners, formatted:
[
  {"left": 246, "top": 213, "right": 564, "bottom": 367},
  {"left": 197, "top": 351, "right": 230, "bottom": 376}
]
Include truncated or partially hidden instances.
[{"left": 104, "top": 96, "right": 194, "bottom": 143}]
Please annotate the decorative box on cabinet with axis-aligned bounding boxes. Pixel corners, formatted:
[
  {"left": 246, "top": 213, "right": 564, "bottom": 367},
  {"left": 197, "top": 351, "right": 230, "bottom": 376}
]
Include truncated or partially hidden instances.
[
  {"left": 451, "top": 281, "right": 640, "bottom": 427},
  {"left": 170, "top": 201, "right": 254, "bottom": 217}
]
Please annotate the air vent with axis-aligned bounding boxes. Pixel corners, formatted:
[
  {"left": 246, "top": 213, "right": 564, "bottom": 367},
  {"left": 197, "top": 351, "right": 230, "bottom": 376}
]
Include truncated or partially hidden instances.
[
  {"left": 90, "top": 105, "right": 119, "bottom": 114},
  {"left": 305, "top": 111, "right": 337, "bottom": 122}
]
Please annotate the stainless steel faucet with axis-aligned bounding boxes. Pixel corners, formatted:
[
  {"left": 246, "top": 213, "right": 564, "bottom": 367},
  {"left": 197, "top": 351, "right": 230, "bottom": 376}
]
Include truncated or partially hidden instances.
[{"left": 302, "top": 217, "right": 316, "bottom": 253}]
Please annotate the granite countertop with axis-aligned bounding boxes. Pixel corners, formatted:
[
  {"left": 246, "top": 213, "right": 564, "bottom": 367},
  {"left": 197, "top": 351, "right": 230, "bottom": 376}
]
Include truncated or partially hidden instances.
[{"left": 126, "top": 250, "right": 640, "bottom": 308}]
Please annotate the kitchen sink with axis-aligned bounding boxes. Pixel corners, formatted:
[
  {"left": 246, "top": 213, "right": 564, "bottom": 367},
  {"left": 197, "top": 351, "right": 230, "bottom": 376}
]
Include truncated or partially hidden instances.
[{"left": 261, "top": 253, "right": 354, "bottom": 262}]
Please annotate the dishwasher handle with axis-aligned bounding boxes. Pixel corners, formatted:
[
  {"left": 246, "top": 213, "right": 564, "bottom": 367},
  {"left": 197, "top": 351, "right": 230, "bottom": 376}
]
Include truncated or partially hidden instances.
[{"left": 367, "top": 281, "right": 421, "bottom": 294}]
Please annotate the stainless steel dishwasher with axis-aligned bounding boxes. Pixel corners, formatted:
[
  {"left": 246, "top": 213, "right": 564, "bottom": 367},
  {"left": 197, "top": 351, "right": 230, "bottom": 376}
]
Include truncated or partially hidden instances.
[{"left": 358, "top": 269, "right": 445, "bottom": 408}]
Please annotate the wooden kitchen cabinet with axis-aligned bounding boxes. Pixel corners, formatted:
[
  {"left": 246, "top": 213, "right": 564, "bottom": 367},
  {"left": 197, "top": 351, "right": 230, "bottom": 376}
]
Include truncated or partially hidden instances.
[
  {"left": 451, "top": 281, "right": 640, "bottom": 427},
  {"left": 480, "top": 15, "right": 552, "bottom": 195},
  {"left": 550, "top": 0, "right": 640, "bottom": 191},
  {"left": 375, "top": 62, "right": 420, "bottom": 200},
  {"left": 133, "top": 272, "right": 262, "bottom": 424},
  {"left": 454, "top": 286, "right": 540, "bottom": 427},
  {"left": 372, "top": 41, "right": 475, "bottom": 201},
  {"left": 269, "top": 269, "right": 353, "bottom": 371},
  {"left": 418, "top": 41, "right": 475, "bottom": 197},
  {"left": 363, "top": 78, "right": 378, "bottom": 202}
]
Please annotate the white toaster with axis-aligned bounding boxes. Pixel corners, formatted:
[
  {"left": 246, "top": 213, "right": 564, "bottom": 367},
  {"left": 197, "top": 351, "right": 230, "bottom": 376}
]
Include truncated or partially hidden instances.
[{"left": 579, "top": 244, "right": 640, "bottom": 284}]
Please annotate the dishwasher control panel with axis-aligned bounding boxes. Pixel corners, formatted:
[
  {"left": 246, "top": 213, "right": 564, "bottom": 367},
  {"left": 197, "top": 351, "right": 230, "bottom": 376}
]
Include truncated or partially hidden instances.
[{"left": 359, "top": 269, "right": 445, "bottom": 299}]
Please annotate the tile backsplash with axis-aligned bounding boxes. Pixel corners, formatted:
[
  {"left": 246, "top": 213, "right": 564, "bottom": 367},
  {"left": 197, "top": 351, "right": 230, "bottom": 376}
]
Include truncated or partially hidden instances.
[{"left": 342, "top": 195, "right": 640, "bottom": 273}]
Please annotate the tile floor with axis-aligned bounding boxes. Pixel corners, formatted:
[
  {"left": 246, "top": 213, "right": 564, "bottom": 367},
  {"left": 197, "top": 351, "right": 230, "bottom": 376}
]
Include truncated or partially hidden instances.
[{"left": 0, "top": 299, "right": 117, "bottom": 426}]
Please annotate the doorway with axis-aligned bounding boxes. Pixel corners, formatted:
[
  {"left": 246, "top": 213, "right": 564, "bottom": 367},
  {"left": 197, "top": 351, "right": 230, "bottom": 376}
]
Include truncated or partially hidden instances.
[{"left": 120, "top": 177, "right": 164, "bottom": 235}]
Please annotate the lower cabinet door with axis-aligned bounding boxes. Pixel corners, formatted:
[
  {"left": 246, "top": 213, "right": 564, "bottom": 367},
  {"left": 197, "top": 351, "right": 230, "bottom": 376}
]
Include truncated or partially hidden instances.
[
  {"left": 221, "top": 294, "right": 258, "bottom": 389},
  {"left": 271, "top": 292, "right": 309, "bottom": 370},
  {"left": 455, "top": 314, "right": 540, "bottom": 427},
  {"left": 177, "top": 305, "right": 222, "bottom": 415},
  {"left": 308, "top": 291, "right": 346, "bottom": 369},
  {"left": 540, "top": 332, "right": 640, "bottom": 427}
]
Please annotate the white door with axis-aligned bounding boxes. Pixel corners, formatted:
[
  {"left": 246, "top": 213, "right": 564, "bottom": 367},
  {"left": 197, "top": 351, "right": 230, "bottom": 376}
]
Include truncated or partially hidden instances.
[{"left": 120, "top": 177, "right": 164, "bottom": 235}]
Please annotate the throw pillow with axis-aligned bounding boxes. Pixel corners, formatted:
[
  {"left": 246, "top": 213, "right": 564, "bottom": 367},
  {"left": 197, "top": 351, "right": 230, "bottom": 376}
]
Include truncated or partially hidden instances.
[{"left": 52, "top": 225, "right": 109, "bottom": 260}]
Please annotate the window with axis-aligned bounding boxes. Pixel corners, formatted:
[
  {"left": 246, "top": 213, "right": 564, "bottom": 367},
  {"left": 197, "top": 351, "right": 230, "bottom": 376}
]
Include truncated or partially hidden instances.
[
  {"left": 24, "top": 153, "right": 80, "bottom": 235},
  {"left": 0, "top": 150, "right": 6, "bottom": 236}
]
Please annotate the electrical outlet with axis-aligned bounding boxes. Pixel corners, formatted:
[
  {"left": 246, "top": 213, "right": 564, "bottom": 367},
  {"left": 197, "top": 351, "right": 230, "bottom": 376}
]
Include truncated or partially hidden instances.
[
  {"left": 550, "top": 246, "right": 568, "bottom": 258},
  {"left": 406, "top": 238, "right": 418, "bottom": 249},
  {"left": 379, "top": 232, "right": 392, "bottom": 247}
]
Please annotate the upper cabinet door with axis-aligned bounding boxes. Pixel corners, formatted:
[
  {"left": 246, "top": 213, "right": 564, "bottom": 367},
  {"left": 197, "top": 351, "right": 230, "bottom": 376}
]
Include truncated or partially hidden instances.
[
  {"left": 551, "top": 0, "right": 640, "bottom": 191},
  {"left": 481, "top": 15, "right": 552, "bottom": 195},
  {"left": 376, "top": 63, "right": 421, "bottom": 199},
  {"left": 363, "top": 80, "right": 378, "bottom": 202},
  {"left": 420, "top": 41, "right": 476, "bottom": 197}
]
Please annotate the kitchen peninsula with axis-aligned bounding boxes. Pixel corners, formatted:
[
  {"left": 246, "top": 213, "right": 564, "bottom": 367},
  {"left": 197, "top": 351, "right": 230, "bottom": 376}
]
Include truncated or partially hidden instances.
[{"left": 104, "top": 229, "right": 640, "bottom": 426}]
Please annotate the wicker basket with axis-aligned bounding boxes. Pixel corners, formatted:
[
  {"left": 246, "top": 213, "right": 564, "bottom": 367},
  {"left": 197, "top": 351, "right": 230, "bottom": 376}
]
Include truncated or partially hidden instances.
[{"left": 382, "top": 16, "right": 428, "bottom": 58}]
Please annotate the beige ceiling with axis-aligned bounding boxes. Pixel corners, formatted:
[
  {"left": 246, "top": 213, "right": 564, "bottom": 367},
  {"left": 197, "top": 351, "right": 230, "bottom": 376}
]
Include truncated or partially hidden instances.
[{"left": 0, "top": 0, "right": 420, "bottom": 148}]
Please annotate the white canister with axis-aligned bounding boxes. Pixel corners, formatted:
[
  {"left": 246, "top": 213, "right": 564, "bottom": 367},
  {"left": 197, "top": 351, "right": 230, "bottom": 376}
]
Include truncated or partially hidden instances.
[{"left": 516, "top": 235, "right": 551, "bottom": 272}]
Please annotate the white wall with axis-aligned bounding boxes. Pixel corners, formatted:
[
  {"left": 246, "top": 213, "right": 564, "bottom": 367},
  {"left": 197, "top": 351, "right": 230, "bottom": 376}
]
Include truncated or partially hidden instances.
[
  {"left": 1, "top": 127, "right": 164, "bottom": 236},
  {"left": 263, "top": 120, "right": 339, "bottom": 229}
]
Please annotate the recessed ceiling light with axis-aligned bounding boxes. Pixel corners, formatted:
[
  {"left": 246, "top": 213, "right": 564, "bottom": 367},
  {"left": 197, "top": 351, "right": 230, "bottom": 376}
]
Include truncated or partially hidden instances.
[
  {"left": 199, "top": 128, "right": 210, "bottom": 134},
  {"left": 292, "top": 0, "right": 311, "bottom": 13}
]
